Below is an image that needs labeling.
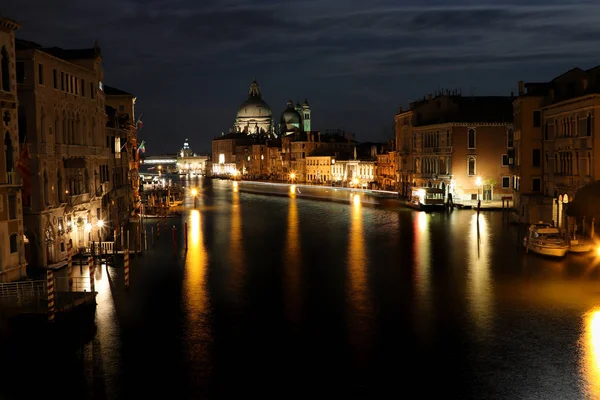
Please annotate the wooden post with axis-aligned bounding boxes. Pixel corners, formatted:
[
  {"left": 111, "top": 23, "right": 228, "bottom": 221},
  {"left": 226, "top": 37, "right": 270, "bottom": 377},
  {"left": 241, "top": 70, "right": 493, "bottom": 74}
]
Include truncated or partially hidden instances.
[
  {"left": 88, "top": 257, "right": 95, "bottom": 293},
  {"left": 47, "top": 270, "right": 55, "bottom": 323},
  {"left": 172, "top": 225, "right": 177, "bottom": 254},
  {"left": 151, "top": 226, "right": 155, "bottom": 247},
  {"left": 120, "top": 226, "right": 124, "bottom": 249},
  {"left": 144, "top": 230, "right": 148, "bottom": 251},
  {"left": 67, "top": 249, "right": 73, "bottom": 291},
  {"left": 157, "top": 222, "right": 160, "bottom": 239},
  {"left": 124, "top": 250, "right": 130, "bottom": 289},
  {"left": 127, "top": 230, "right": 130, "bottom": 252},
  {"left": 184, "top": 222, "right": 188, "bottom": 251}
]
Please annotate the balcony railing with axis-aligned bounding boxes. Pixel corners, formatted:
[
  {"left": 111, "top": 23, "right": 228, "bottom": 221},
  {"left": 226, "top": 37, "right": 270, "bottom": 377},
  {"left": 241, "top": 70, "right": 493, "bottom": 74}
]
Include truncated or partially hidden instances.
[{"left": 67, "top": 192, "right": 90, "bottom": 206}]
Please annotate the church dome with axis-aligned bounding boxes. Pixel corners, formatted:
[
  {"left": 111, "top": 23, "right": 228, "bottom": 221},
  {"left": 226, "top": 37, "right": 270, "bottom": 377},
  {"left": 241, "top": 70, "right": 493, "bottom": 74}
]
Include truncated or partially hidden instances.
[
  {"left": 236, "top": 80, "right": 272, "bottom": 119},
  {"left": 280, "top": 100, "right": 301, "bottom": 128}
]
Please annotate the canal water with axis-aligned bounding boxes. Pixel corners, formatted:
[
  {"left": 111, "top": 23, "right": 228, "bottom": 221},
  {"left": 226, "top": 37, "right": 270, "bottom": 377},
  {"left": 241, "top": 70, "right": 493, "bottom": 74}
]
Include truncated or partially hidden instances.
[{"left": 2, "top": 178, "right": 600, "bottom": 399}]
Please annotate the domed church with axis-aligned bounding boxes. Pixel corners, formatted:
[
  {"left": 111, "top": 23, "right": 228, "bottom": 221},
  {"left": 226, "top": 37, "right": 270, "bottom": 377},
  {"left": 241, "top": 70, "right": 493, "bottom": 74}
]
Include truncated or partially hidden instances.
[
  {"left": 234, "top": 80, "right": 274, "bottom": 136},
  {"left": 233, "top": 79, "right": 312, "bottom": 138}
]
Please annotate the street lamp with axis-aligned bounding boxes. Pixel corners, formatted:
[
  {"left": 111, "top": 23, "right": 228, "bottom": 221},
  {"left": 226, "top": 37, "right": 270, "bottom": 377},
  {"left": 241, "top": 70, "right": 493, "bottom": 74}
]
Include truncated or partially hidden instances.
[
  {"left": 191, "top": 188, "right": 198, "bottom": 208},
  {"left": 97, "top": 219, "right": 104, "bottom": 242},
  {"left": 475, "top": 176, "right": 482, "bottom": 201},
  {"left": 290, "top": 172, "right": 296, "bottom": 182}
]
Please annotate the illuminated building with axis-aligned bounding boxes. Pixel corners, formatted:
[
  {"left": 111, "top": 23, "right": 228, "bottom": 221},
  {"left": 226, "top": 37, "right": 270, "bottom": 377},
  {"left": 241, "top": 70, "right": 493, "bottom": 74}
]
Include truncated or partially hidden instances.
[
  {"left": 16, "top": 36, "right": 107, "bottom": 267},
  {"left": 176, "top": 139, "right": 208, "bottom": 176},
  {"left": 0, "top": 16, "right": 26, "bottom": 281},
  {"left": 395, "top": 92, "right": 514, "bottom": 202},
  {"left": 512, "top": 66, "right": 600, "bottom": 224}
]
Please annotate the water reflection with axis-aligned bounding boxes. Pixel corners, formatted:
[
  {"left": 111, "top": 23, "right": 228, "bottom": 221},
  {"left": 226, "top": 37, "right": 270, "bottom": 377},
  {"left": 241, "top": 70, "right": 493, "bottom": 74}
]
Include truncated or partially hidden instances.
[
  {"left": 581, "top": 308, "right": 600, "bottom": 398},
  {"left": 284, "top": 198, "right": 302, "bottom": 324},
  {"left": 467, "top": 213, "right": 493, "bottom": 334},
  {"left": 184, "top": 210, "right": 209, "bottom": 319},
  {"left": 347, "top": 194, "right": 372, "bottom": 359},
  {"left": 229, "top": 188, "right": 244, "bottom": 297},
  {"left": 413, "top": 212, "right": 432, "bottom": 334}
]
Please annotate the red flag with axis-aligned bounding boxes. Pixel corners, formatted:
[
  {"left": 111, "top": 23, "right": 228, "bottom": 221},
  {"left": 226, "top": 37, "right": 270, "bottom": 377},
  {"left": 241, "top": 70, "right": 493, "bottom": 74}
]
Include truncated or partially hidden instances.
[{"left": 17, "top": 141, "right": 32, "bottom": 206}]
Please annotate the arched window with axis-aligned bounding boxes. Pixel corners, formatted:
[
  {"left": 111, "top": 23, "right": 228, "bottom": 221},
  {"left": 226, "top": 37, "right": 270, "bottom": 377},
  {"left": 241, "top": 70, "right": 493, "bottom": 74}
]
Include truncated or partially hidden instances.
[
  {"left": 84, "top": 169, "right": 89, "bottom": 193},
  {"left": 545, "top": 153, "right": 549, "bottom": 172},
  {"left": 544, "top": 121, "right": 549, "bottom": 140},
  {"left": 62, "top": 111, "right": 67, "bottom": 144},
  {"left": 43, "top": 170, "right": 50, "bottom": 205},
  {"left": 575, "top": 151, "right": 579, "bottom": 176},
  {"left": 587, "top": 151, "right": 592, "bottom": 176},
  {"left": 587, "top": 114, "right": 592, "bottom": 136},
  {"left": 9, "top": 233, "right": 17, "bottom": 253},
  {"left": 1, "top": 46, "right": 9, "bottom": 91},
  {"left": 58, "top": 169, "right": 64, "bottom": 203},
  {"left": 4, "top": 131, "right": 13, "bottom": 175},
  {"left": 468, "top": 157, "right": 476, "bottom": 176},
  {"left": 40, "top": 109, "right": 46, "bottom": 143},
  {"left": 468, "top": 128, "right": 476, "bottom": 149},
  {"left": 554, "top": 153, "right": 558, "bottom": 173}
]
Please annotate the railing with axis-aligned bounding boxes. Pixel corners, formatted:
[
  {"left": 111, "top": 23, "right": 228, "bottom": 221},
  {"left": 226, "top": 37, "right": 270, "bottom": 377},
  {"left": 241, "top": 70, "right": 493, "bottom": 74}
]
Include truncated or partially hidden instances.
[
  {"left": 67, "top": 192, "right": 90, "bottom": 206},
  {"left": 55, "top": 276, "right": 91, "bottom": 292},
  {"left": 0, "top": 280, "right": 46, "bottom": 304}
]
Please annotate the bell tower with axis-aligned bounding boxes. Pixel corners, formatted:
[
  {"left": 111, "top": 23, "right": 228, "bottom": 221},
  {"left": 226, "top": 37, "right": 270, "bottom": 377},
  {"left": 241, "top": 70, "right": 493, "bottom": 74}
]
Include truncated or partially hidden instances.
[{"left": 301, "top": 99, "right": 311, "bottom": 132}]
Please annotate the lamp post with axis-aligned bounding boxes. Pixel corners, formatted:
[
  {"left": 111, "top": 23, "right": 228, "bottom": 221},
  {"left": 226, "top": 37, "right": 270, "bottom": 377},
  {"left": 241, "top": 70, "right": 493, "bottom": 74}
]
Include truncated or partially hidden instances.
[
  {"left": 290, "top": 172, "right": 296, "bottom": 183},
  {"left": 475, "top": 176, "right": 483, "bottom": 201},
  {"left": 191, "top": 188, "right": 198, "bottom": 208},
  {"left": 97, "top": 219, "right": 104, "bottom": 242}
]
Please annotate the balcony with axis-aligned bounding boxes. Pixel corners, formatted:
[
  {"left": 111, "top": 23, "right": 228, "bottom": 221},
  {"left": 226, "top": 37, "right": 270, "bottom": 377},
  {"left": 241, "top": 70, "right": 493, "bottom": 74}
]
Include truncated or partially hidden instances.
[
  {"left": 67, "top": 192, "right": 90, "bottom": 206},
  {"left": 421, "top": 146, "right": 453, "bottom": 154}
]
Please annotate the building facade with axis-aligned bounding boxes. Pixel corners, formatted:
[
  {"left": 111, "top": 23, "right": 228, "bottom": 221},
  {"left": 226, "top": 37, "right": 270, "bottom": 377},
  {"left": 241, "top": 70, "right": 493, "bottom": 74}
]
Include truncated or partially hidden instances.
[
  {"left": 0, "top": 17, "right": 26, "bottom": 281},
  {"left": 512, "top": 66, "right": 600, "bottom": 224},
  {"left": 395, "top": 93, "right": 514, "bottom": 202},
  {"left": 16, "top": 39, "right": 108, "bottom": 268},
  {"left": 176, "top": 139, "right": 208, "bottom": 176}
]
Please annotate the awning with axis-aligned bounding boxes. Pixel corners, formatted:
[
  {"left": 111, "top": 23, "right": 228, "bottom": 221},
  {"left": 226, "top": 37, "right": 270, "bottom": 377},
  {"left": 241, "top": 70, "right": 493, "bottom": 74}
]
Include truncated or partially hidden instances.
[{"left": 64, "top": 158, "right": 86, "bottom": 169}]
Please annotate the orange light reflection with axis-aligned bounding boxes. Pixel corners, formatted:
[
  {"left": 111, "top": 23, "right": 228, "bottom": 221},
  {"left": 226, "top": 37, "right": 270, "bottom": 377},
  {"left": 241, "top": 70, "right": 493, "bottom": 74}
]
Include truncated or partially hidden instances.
[
  {"left": 347, "top": 198, "right": 372, "bottom": 360},
  {"left": 580, "top": 308, "right": 600, "bottom": 398},
  {"left": 284, "top": 198, "right": 301, "bottom": 324},
  {"left": 413, "top": 212, "right": 432, "bottom": 336},
  {"left": 467, "top": 213, "right": 492, "bottom": 333}
]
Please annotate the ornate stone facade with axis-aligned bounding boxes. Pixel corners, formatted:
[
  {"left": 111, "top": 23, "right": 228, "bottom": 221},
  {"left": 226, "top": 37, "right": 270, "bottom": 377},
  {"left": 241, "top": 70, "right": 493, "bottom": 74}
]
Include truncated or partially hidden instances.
[{"left": 0, "top": 17, "right": 26, "bottom": 281}]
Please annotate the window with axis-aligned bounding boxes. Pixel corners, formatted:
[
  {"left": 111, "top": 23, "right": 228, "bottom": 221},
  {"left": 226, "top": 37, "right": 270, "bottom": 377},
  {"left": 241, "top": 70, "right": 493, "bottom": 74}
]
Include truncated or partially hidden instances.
[
  {"left": 119, "top": 105, "right": 125, "bottom": 112},
  {"left": 502, "top": 154, "right": 509, "bottom": 166},
  {"left": 532, "top": 178, "right": 541, "bottom": 192},
  {"left": 532, "top": 149, "right": 541, "bottom": 167},
  {"left": 15, "top": 62, "right": 25, "bottom": 85},
  {"left": 507, "top": 128, "right": 514, "bottom": 148},
  {"left": 81, "top": 80, "right": 85, "bottom": 97},
  {"left": 533, "top": 111, "right": 541, "bottom": 127},
  {"left": 1, "top": 47, "right": 10, "bottom": 89},
  {"left": 468, "top": 157, "right": 476, "bottom": 176},
  {"left": 53, "top": 69, "right": 58, "bottom": 89},
  {"left": 9, "top": 233, "right": 17, "bottom": 254},
  {"left": 468, "top": 128, "right": 476, "bottom": 149},
  {"left": 8, "top": 194, "right": 16, "bottom": 220},
  {"left": 38, "top": 63, "right": 44, "bottom": 85},
  {"left": 61, "top": 72, "right": 65, "bottom": 91},
  {"left": 90, "top": 82, "right": 95, "bottom": 99},
  {"left": 587, "top": 114, "right": 592, "bottom": 136},
  {"left": 502, "top": 176, "right": 510, "bottom": 189}
]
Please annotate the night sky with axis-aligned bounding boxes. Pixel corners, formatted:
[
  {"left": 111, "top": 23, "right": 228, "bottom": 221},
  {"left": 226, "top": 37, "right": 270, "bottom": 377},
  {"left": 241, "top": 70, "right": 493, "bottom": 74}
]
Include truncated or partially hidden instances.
[{"left": 4, "top": 0, "right": 600, "bottom": 154}]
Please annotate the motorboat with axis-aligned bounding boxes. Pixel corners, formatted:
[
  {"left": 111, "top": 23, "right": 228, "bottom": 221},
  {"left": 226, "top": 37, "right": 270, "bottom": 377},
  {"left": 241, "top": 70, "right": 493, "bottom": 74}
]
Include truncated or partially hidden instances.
[
  {"left": 523, "top": 222, "right": 569, "bottom": 257},
  {"left": 408, "top": 187, "right": 446, "bottom": 211},
  {"left": 568, "top": 235, "right": 594, "bottom": 254}
]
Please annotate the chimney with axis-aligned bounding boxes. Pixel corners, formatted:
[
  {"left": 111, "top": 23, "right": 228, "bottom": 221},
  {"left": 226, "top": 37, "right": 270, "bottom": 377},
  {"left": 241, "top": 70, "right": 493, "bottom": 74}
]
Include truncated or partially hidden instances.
[
  {"left": 518, "top": 80, "right": 524, "bottom": 96},
  {"left": 583, "top": 78, "right": 589, "bottom": 91},
  {"left": 399, "top": 106, "right": 403, "bottom": 113},
  {"left": 428, "top": 93, "right": 433, "bottom": 101},
  {"left": 511, "top": 91, "right": 514, "bottom": 98},
  {"left": 318, "top": 132, "right": 321, "bottom": 143},
  {"left": 549, "top": 88, "right": 555, "bottom": 100}
]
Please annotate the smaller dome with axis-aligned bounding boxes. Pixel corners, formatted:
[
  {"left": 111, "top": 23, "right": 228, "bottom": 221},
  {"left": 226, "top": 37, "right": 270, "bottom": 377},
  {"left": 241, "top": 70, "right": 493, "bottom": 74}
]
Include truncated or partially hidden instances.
[{"left": 280, "top": 100, "right": 302, "bottom": 128}]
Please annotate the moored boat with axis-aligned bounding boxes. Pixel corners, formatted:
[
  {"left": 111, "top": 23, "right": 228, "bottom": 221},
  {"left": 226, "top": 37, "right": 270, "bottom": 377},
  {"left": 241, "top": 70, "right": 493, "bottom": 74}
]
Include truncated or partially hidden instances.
[
  {"left": 568, "top": 235, "right": 594, "bottom": 253},
  {"left": 523, "top": 222, "right": 569, "bottom": 257}
]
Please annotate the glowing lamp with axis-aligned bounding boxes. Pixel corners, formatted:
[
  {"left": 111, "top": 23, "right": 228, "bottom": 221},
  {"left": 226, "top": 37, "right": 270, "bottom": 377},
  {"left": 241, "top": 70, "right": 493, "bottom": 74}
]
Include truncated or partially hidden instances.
[{"left": 97, "top": 220, "right": 104, "bottom": 228}]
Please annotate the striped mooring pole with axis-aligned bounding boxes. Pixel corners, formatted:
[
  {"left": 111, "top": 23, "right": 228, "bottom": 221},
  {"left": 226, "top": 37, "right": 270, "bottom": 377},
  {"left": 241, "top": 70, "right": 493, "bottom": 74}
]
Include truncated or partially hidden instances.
[
  {"left": 124, "top": 249, "right": 130, "bottom": 288},
  {"left": 67, "top": 249, "right": 73, "bottom": 291},
  {"left": 88, "top": 257, "right": 95, "bottom": 293},
  {"left": 157, "top": 222, "right": 160, "bottom": 239},
  {"left": 47, "top": 270, "right": 55, "bottom": 323}
]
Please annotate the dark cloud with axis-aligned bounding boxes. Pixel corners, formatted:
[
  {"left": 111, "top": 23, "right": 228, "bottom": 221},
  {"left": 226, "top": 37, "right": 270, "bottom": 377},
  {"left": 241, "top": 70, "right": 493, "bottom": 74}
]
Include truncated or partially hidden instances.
[{"left": 2, "top": 0, "right": 600, "bottom": 152}]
